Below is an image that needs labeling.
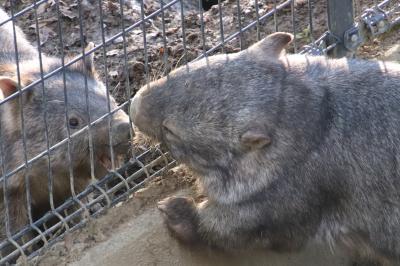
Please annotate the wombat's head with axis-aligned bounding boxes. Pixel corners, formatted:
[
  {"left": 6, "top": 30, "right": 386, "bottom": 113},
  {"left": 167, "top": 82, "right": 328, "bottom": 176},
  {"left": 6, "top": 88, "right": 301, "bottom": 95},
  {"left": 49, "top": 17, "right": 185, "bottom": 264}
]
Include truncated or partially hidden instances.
[
  {"left": 130, "top": 32, "right": 294, "bottom": 201},
  {"left": 0, "top": 44, "right": 131, "bottom": 191}
]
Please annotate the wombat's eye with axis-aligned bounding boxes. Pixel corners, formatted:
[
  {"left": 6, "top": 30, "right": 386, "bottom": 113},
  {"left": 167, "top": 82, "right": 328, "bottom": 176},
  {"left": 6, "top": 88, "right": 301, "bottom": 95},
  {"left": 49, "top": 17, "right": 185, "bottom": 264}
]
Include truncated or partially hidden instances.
[
  {"left": 163, "top": 124, "right": 179, "bottom": 139},
  {"left": 162, "top": 120, "right": 179, "bottom": 139},
  {"left": 69, "top": 117, "right": 79, "bottom": 129},
  {"left": 163, "top": 125, "right": 174, "bottom": 135}
]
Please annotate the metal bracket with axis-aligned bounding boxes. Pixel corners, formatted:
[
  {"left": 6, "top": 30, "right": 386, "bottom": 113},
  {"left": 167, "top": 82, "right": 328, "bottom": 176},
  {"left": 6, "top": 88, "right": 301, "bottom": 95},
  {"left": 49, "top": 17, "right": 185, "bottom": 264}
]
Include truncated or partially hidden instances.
[
  {"left": 300, "top": 31, "right": 341, "bottom": 56},
  {"left": 300, "top": 44, "right": 326, "bottom": 56},
  {"left": 303, "top": 2, "right": 399, "bottom": 56},
  {"left": 343, "top": 24, "right": 364, "bottom": 52},
  {"left": 361, "top": 6, "right": 390, "bottom": 36}
]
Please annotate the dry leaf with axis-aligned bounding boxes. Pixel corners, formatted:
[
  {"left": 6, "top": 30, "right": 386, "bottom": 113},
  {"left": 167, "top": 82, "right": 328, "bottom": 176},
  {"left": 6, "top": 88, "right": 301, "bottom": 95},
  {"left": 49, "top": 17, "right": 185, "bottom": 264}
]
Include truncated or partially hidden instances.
[
  {"left": 29, "top": 16, "right": 57, "bottom": 30},
  {"left": 107, "top": 49, "right": 119, "bottom": 56},
  {"left": 36, "top": 2, "right": 50, "bottom": 15},
  {"left": 39, "top": 26, "right": 55, "bottom": 46},
  {"left": 109, "top": 70, "right": 119, "bottom": 77},
  {"left": 59, "top": 6, "right": 77, "bottom": 19}
]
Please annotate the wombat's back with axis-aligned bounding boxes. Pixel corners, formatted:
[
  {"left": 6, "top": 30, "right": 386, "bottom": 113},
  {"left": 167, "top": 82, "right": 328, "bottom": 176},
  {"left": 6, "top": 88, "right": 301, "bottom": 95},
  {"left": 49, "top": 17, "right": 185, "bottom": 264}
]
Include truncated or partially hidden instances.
[
  {"left": 282, "top": 54, "right": 400, "bottom": 202},
  {"left": 282, "top": 54, "right": 400, "bottom": 148}
]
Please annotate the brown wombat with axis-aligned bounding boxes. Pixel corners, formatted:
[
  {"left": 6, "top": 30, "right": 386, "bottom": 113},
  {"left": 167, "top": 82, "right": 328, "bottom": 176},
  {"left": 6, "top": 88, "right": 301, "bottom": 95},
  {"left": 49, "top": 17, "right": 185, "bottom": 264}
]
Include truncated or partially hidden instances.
[
  {"left": 0, "top": 8, "right": 131, "bottom": 247},
  {"left": 130, "top": 32, "right": 400, "bottom": 265}
]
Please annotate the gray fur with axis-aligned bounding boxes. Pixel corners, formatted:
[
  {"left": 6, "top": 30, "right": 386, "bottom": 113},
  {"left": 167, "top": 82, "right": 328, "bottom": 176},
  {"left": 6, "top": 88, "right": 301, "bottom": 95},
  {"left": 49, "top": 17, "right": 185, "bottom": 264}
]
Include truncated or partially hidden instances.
[
  {"left": 0, "top": 8, "right": 131, "bottom": 247},
  {"left": 130, "top": 32, "right": 400, "bottom": 265}
]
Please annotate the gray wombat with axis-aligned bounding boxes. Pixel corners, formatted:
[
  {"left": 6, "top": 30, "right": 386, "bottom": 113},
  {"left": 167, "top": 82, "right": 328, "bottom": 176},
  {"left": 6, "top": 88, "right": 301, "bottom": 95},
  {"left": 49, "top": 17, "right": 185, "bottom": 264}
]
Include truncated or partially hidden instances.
[
  {"left": 0, "top": 8, "right": 131, "bottom": 248},
  {"left": 130, "top": 32, "right": 400, "bottom": 265}
]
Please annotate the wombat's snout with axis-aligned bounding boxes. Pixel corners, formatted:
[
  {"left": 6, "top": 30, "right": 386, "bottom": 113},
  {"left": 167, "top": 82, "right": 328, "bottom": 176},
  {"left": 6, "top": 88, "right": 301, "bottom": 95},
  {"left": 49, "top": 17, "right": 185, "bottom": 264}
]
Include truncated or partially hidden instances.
[
  {"left": 115, "top": 120, "right": 131, "bottom": 134},
  {"left": 113, "top": 119, "right": 131, "bottom": 141},
  {"left": 130, "top": 91, "right": 153, "bottom": 134},
  {"left": 129, "top": 90, "right": 165, "bottom": 144},
  {"left": 130, "top": 93, "right": 142, "bottom": 127},
  {"left": 111, "top": 111, "right": 132, "bottom": 144}
]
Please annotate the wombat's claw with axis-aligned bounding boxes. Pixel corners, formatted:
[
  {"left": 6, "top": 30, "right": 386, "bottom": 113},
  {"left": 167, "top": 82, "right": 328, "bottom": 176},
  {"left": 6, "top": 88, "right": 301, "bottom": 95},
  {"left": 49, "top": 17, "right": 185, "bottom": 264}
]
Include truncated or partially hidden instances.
[
  {"left": 157, "top": 199, "right": 171, "bottom": 219},
  {"left": 158, "top": 196, "right": 195, "bottom": 211},
  {"left": 157, "top": 197, "right": 184, "bottom": 219},
  {"left": 157, "top": 197, "right": 172, "bottom": 212},
  {"left": 157, "top": 197, "right": 199, "bottom": 244}
]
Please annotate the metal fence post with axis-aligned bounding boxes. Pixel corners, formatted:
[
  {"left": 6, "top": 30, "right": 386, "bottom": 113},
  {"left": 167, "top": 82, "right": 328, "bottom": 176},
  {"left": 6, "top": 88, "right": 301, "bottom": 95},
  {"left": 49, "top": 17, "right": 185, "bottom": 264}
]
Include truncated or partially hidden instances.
[{"left": 326, "top": 0, "right": 354, "bottom": 58}]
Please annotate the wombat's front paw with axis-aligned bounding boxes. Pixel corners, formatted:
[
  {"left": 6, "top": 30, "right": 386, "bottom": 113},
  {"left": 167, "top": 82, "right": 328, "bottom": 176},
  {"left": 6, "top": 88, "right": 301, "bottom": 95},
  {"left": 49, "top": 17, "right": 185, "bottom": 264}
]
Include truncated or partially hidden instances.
[{"left": 157, "top": 196, "right": 200, "bottom": 244}]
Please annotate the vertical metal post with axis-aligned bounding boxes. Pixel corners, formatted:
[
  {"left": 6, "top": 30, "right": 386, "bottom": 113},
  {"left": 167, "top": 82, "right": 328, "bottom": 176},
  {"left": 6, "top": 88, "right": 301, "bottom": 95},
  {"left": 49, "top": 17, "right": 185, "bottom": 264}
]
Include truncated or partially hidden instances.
[{"left": 327, "top": 0, "right": 354, "bottom": 58}]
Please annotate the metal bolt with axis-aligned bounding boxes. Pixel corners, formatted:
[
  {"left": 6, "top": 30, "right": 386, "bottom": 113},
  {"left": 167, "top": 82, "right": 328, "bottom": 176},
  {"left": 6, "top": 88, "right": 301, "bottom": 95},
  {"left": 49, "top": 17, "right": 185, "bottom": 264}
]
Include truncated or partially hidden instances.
[{"left": 351, "top": 34, "right": 358, "bottom": 43}]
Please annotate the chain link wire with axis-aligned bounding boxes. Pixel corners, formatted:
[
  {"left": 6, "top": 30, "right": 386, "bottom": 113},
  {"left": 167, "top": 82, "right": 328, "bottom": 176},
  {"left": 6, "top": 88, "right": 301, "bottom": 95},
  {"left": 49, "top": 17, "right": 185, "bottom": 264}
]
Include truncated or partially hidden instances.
[{"left": 0, "top": 0, "right": 398, "bottom": 264}]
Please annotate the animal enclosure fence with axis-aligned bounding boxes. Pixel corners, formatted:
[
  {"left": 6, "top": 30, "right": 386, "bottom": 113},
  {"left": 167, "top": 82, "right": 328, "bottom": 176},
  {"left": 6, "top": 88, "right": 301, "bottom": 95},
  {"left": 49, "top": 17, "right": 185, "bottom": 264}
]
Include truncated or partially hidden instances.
[{"left": 0, "top": 0, "right": 399, "bottom": 264}]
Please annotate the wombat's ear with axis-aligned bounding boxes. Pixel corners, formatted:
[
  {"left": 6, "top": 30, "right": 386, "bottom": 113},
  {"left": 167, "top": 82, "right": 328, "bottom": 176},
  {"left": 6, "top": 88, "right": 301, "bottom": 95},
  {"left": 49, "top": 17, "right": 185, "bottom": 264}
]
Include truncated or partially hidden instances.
[
  {"left": 0, "top": 77, "right": 17, "bottom": 98},
  {"left": 0, "top": 76, "right": 33, "bottom": 101},
  {"left": 240, "top": 130, "right": 271, "bottom": 150},
  {"left": 249, "top": 32, "right": 293, "bottom": 58},
  {"left": 68, "top": 42, "right": 97, "bottom": 78},
  {"left": 84, "top": 42, "right": 96, "bottom": 75}
]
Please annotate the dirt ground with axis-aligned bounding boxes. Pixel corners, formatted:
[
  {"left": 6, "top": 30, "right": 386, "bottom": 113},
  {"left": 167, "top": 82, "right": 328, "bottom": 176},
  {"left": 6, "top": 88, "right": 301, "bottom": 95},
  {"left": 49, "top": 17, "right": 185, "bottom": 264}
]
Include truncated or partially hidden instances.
[
  {"left": 3, "top": 0, "right": 400, "bottom": 265},
  {"left": 25, "top": 166, "right": 350, "bottom": 266}
]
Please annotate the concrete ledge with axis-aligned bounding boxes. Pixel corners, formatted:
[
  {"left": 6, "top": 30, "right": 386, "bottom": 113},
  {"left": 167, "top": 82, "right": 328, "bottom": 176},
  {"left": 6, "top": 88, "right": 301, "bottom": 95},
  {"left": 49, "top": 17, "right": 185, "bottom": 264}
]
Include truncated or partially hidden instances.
[{"left": 71, "top": 193, "right": 349, "bottom": 266}]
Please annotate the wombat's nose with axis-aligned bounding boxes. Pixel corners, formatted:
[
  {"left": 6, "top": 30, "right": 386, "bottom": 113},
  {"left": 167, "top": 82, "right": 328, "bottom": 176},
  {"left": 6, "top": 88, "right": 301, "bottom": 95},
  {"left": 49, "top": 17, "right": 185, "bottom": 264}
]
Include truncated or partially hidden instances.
[
  {"left": 110, "top": 119, "right": 132, "bottom": 155},
  {"left": 115, "top": 120, "right": 131, "bottom": 137},
  {"left": 129, "top": 89, "right": 163, "bottom": 141},
  {"left": 111, "top": 109, "right": 132, "bottom": 142},
  {"left": 130, "top": 93, "right": 142, "bottom": 127}
]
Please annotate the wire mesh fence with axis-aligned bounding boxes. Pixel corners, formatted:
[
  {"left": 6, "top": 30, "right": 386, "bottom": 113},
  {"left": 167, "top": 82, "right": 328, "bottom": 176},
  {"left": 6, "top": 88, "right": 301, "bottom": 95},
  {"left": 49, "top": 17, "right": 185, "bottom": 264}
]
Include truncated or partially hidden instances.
[{"left": 0, "top": 0, "right": 398, "bottom": 264}]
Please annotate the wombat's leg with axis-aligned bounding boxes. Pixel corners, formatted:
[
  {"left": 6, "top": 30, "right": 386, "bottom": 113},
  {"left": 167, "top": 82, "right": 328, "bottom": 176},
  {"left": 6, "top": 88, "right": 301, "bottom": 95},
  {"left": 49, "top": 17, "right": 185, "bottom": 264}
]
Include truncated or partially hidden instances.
[
  {"left": 350, "top": 253, "right": 391, "bottom": 266},
  {"left": 8, "top": 190, "right": 29, "bottom": 234},
  {"left": 351, "top": 259, "right": 386, "bottom": 266},
  {"left": 2, "top": 190, "right": 38, "bottom": 256},
  {"left": 339, "top": 231, "right": 393, "bottom": 266},
  {"left": 158, "top": 196, "right": 310, "bottom": 251},
  {"left": 348, "top": 247, "right": 393, "bottom": 266}
]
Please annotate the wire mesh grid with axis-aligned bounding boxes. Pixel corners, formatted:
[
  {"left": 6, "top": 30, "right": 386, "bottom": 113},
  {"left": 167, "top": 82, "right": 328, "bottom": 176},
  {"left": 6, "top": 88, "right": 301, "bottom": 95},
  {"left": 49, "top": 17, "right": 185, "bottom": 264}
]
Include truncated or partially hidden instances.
[{"left": 0, "top": 0, "right": 398, "bottom": 264}]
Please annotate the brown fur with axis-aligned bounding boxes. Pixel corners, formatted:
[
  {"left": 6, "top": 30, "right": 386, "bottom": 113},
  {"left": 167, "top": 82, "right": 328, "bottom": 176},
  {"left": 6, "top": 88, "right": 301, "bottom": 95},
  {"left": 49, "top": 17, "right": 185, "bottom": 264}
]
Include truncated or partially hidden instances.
[{"left": 0, "top": 8, "right": 131, "bottom": 260}]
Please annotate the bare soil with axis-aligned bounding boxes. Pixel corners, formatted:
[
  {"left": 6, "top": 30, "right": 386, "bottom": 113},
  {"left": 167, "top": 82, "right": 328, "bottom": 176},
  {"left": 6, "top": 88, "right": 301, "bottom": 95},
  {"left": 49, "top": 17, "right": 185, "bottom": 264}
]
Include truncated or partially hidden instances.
[
  {"left": 3, "top": 0, "right": 400, "bottom": 265},
  {"left": 25, "top": 166, "right": 350, "bottom": 266}
]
